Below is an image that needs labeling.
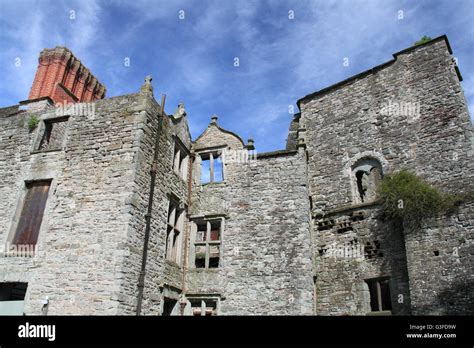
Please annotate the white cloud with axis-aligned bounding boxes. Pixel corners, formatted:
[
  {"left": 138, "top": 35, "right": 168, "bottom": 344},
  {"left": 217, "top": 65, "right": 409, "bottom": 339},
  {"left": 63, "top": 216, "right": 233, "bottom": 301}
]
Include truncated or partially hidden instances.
[
  {"left": 0, "top": 0, "right": 102, "bottom": 102},
  {"left": 0, "top": 0, "right": 471, "bottom": 149}
]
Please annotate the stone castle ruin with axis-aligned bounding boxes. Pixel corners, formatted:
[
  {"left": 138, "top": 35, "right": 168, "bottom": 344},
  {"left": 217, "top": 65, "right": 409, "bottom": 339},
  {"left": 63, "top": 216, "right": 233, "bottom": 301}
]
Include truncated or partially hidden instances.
[{"left": 0, "top": 35, "right": 472, "bottom": 315}]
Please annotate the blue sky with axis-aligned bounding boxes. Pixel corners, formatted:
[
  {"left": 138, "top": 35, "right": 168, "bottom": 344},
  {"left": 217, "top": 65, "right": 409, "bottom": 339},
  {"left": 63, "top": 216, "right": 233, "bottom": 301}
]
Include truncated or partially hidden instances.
[{"left": 1, "top": 0, "right": 473, "bottom": 152}]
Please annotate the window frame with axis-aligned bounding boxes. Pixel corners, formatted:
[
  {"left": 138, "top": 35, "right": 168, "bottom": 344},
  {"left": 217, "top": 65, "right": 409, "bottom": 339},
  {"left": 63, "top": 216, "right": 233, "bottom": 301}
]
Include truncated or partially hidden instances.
[
  {"left": 187, "top": 296, "right": 220, "bottom": 316},
  {"left": 350, "top": 157, "right": 384, "bottom": 204},
  {"left": 32, "top": 116, "right": 70, "bottom": 153},
  {"left": 0, "top": 282, "right": 28, "bottom": 315},
  {"left": 197, "top": 147, "right": 225, "bottom": 184},
  {"left": 8, "top": 180, "right": 52, "bottom": 255},
  {"left": 190, "top": 217, "right": 224, "bottom": 269},
  {"left": 172, "top": 136, "right": 190, "bottom": 181},
  {"left": 365, "top": 277, "right": 392, "bottom": 313},
  {"left": 165, "top": 199, "right": 185, "bottom": 266}
]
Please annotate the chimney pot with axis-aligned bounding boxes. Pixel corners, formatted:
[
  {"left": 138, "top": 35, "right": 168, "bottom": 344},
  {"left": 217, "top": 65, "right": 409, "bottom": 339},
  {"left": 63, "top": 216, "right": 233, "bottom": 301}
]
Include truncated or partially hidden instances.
[{"left": 28, "top": 47, "right": 106, "bottom": 104}]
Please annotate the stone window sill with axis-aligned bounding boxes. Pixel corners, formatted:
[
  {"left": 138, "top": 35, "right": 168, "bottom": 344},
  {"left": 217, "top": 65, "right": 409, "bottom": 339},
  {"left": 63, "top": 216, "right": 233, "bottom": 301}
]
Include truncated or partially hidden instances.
[
  {"left": 189, "top": 268, "right": 220, "bottom": 272},
  {"left": 200, "top": 181, "right": 226, "bottom": 187}
]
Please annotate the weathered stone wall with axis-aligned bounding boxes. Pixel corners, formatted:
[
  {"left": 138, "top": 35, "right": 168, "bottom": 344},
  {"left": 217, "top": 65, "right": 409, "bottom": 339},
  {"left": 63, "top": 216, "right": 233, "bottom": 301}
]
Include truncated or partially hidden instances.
[
  {"left": 193, "top": 120, "right": 245, "bottom": 152},
  {"left": 0, "top": 36, "right": 471, "bottom": 316},
  {"left": 313, "top": 204, "right": 411, "bottom": 315},
  {"left": 116, "top": 91, "right": 192, "bottom": 315},
  {"left": 187, "top": 132, "right": 314, "bottom": 314},
  {"left": 404, "top": 201, "right": 474, "bottom": 315},
  {"left": 299, "top": 36, "right": 473, "bottom": 315},
  {"left": 0, "top": 93, "right": 146, "bottom": 314},
  {"left": 0, "top": 87, "right": 193, "bottom": 315},
  {"left": 299, "top": 37, "right": 472, "bottom": 212}
]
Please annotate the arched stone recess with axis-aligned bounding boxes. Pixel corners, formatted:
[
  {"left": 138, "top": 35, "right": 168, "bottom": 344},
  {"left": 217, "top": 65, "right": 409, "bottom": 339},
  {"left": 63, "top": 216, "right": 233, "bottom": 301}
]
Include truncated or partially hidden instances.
[{"left": 343, "top": 151, "right": 388, "bottom": 204}]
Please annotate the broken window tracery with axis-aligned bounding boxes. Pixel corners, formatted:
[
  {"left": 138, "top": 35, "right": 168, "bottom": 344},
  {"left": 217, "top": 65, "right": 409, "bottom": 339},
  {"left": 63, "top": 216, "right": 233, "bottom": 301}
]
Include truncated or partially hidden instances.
[{"left": 173, "top": 139, "right": 189, "bottom": 181}]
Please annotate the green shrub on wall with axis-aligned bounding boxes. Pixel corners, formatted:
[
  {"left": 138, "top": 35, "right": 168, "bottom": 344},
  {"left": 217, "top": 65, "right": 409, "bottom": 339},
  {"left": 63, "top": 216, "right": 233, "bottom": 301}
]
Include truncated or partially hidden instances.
[
  {"left": 413, "top": 35, "right": 432, "bottom": 46},
  {"left": 28, "top": 115, "right": 40, "bottom": 132},
  {"left": 378, "top": 169, "right": 466, "bottom": 229}
]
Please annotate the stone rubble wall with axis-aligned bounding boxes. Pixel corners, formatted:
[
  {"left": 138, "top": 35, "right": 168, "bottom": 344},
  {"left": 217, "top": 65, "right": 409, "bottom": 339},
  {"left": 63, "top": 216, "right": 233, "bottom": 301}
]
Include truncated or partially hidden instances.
[
  {"left": 0, "top": 94, "right": 145, "bottom": 314},
  {"left": 300, "top": 37, "right": 473, "bottom": 315},
  {"left": 405, "top": 201, "right": 474, "bottom": 314},
  {"left": 187, "top": 147, "right": 314, "bottom": 315}
]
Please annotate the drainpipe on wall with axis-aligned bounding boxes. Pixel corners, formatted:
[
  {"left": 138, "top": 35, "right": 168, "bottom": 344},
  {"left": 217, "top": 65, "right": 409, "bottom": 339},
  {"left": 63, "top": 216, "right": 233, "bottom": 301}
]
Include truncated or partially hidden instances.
[
  {"left": 136, "top": 94, "right": 166, "bottom": 316},
  {"left": 180, "top": 153, "right": 195, "bottom": 315}
]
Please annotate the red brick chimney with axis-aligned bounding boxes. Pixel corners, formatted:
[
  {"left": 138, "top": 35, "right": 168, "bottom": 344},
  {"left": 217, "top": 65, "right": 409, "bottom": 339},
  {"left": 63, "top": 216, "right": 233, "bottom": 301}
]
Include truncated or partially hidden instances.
[{"left": 28, "top": 47, "right": 106, "bottom": 104}]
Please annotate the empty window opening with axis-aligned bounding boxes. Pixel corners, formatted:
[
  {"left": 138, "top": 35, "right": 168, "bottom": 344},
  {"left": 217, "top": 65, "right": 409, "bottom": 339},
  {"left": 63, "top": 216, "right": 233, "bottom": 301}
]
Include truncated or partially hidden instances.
[
  {"left": 200, "top": 151, "right": 223, "bottom": 184},
  {"left": 173, "top": 140, "right": 189, "bottom": 180},
  {"left": 190, "top": 299, "right": 217, "bottom": 316},
  {"left": 214, "top": 157, "right": 223, "bottom": 182},
  {"left": 162, "top": 297, "right": 177, "bottom": 316},
  {"left": 352, "top": 158, "right": 383, "bottom": 203},
  {"left": 165, "top": 200, "right": 185, "bottom": 265},
  {"left": 356, "top": 170, "right": 367, "bottom": 202},
  {"left": 434, "top": 250, "right": 440, "bottom": 256},
  {"left": 38, "top": 117, "right": 68, "bottom": 151},
  {"left": 13, "top": 181, "right": 51, "bottom": 248},
  {"left": 365, "top": 278, "right": 392, "bottom": 312},
  {"left": 0, "top": 283, "right": 27, "bottom": 315},
  {"left": 193, "top": 219, "right": 222, "bottom": 269}
]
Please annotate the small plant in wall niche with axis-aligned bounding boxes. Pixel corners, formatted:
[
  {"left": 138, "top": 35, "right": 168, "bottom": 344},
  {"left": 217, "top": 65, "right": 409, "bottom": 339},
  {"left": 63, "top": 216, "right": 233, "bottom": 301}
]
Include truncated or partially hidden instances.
[
  {"left": 413, "top": 35, "right": 432, "bottom": 46},
  {"left": 377, "top": 169, "right": 467, "bottom": 230},
  {"left": 27, "top": 115, "right": 40, "bottom": 132}
]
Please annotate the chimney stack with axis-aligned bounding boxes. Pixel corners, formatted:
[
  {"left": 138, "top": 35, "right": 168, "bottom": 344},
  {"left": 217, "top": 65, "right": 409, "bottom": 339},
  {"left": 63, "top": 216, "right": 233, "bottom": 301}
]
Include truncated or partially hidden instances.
[{"left": 28, "top": 46, "right": 106, "bottom": 104}]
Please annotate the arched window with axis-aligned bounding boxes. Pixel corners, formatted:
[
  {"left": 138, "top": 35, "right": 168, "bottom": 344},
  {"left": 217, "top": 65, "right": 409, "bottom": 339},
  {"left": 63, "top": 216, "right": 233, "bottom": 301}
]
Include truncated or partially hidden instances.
[{"left": 351, "top": 158, "right": 383, "bottom": 203}]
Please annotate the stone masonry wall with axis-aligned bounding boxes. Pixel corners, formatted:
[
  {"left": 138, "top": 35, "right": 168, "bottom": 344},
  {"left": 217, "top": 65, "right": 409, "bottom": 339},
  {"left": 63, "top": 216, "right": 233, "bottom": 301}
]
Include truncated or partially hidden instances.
[
  {"left": 404, "top": 201, "right": 474, "bottom": 314},
  {"left": 299, "top": 38, "right": 473, "bottom": 212},
  {"left": 188, "top": 121, "right": 314, "bottom": 314},
  {"left": 0, "top": 36, "right": 471, "bottom": 316},
  {"left": 0, "top": 93, "right": 147, "bottom": 314},
  {"left": 313, "top": 204, "right": 411, "bottom": 315},
  {"left": 116, "top": 90, "right": 192, "bottom": 315},
  {"left": 299, "top": 37, "right": 473, "bottom": 315}
]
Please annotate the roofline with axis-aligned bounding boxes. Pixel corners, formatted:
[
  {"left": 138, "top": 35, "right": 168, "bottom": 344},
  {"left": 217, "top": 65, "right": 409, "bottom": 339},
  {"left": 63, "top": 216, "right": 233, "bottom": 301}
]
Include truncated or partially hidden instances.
[
  {"left": 296, "top": 35, "right": 460, "bottom": 109},
  {"left": 256, "top": 149, "right": 298, "bottom": 159},
  {"left": 193, "top": 122, "right": 246, "bottom": 147}
]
